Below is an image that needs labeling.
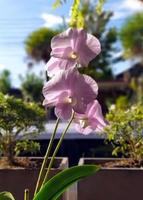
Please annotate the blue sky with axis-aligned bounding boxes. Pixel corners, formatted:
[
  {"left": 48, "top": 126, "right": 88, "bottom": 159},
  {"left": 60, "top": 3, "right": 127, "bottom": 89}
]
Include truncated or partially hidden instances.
[{"left": 0, "top": 0, "right": 143, "bottom": 87}]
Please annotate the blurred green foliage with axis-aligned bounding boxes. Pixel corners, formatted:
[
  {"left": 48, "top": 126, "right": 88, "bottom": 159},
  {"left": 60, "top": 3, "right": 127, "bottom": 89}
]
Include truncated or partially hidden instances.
[
  {"left": 115, "top": 95, "right": 129, "bottom": 110},
  {"left": 105, "top": 103, "right": 143, "bottom": 160},
  {"left": 52, "top": 0, "right": 106, "bottom": 13},
  {"left": 120, "top": 12, "right": 143, "bottom": 59},
  {"left": 69, "top": 0, "right": 84, "bottom": 28},
  {"left": 52, "top": 0, "right": 66, "bottom": 9},
  {"left": 20, "top": 73, "right": 44, "bottom": 103},
  {"left": 25, "top": 28, "right": 59, "bottom": 63},
  {"left": 0, "top": 70, "right": 11, "bottom": 94},
  {"left": 53, "top": 0, "right": 106, "bottom": 27},
  {"left": 130, "top": 76, "right": 143, "bottom": 103},
  {"left": 96, "top": 0, "right": 106, "bottom": 15},
  {"left": 0, "top": 93, "right": 45, "bottom": 163},
  {"left": 15, "top": 140, "right": 40, "bottom": 156}
]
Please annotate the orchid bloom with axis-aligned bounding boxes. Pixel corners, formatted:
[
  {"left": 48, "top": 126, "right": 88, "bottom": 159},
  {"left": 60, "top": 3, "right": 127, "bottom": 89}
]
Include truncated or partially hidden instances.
[
  {"left": 43, "top": 68, "right": 98, "bottom": 120},
  {"left": 74, "top": 100, "right": 107, "bottom": 135},
  {"left": 46, "top": 28, "right": 101, "bottom": 77}
]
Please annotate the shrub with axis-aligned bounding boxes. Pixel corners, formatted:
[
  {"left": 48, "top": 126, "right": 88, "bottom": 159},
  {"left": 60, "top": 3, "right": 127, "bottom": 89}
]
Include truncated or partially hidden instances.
[
  {"left": 105, "top": 103, "right": 143, "bottom": 161},
  {"left": 0, "top": 93, "right": 46, "bottom": 164}
]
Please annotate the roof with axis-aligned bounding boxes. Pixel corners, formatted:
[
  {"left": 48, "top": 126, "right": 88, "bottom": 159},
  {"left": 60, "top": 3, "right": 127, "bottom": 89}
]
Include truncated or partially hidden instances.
[
  {"left": 33, "top": 121, "right": 105, "bottom": 140},
  {"left": 116, "top": 62, "right": 143, "bottom": 78},
  {"left": 98, "top": 81, "right": 128, "bottom": 90}
]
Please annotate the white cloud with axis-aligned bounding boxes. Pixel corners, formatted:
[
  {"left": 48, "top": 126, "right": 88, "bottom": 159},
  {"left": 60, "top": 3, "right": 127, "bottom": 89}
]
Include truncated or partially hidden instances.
[
  {"left": 110, "top": 0, "right": 143, "bottom": 21},
  {"left": 0, "top": 64, "right": 6, "bottom": 70},
  {"left": 41, "top": 13, "right": 69, "bottom": 28},
  {"left": 120, "top": 0, "right": 143, "bottom": 12}
]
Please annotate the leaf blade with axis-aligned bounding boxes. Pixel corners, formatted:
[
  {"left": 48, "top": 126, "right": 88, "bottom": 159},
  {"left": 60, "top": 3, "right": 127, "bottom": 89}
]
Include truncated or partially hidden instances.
[
  {"left": 33, "top": 165, "right": 100, "bottom": 200},
  {"left": 0, "top": 192, "right": 15, "bottom": 200}
]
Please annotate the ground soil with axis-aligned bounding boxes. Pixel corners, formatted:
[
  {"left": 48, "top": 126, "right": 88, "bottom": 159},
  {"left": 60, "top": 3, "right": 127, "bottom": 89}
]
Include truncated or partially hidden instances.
[
  {"left": 100, "top": 158, "right": 143, "bottom": 168},
  {"left": 0, "top": 157, "right": 43, "bottom": 169}
]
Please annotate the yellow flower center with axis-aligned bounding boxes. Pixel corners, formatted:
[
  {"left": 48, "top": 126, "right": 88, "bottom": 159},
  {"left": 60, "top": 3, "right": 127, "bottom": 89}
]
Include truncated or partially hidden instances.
[
  {"left": 65, "top": 96, "right": 77, "bottom": 106},
  {"left": 70, "top": 52, "right": 78, "bottom": 60},
  {"left": 79, "top": 118, "right": 89, "bottom": 128}
]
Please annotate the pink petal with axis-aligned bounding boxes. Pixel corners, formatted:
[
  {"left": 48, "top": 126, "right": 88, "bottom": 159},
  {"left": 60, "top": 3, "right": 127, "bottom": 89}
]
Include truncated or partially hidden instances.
[
  {"left": 57, "top": 91, "right": 70, "bottom": 103},
  {"left": 74, "top": 100, "right": 107, "bottom": 134},
  {"left": 74, "top": 113, "right": 86, "bottom": 122},
  {"left": 42, "top": 72, "right": 68, "bottom": 106},
  {"left": 43, "top": 68, "right": 98, "bottom": 117},
  {"left": 51, "top": 46, "right": 72, "bottom": 59},
  {"left": 78, "top": 33, "right": 101, "bottom": 66},
  {"left": 50, "top": 28, "right": 101, "bottom": 68},
  {"left": 87, "top": 100, "right": 107, "bottom": 127},
  {"left": 70, "top": 29, "right": 80, "bottom": 50},
  {"left": 86, "top": 100, "right": 100, "bottom": 116},
  {"left": 55, "top": 104, "right": 72, "bottom": 120},
  {"left": 75, "top": 123, "right": 93, "bottom": 135},
  {"left": 72, "top": 74, "right": 98, "bottom": 114},
  {"left": 51, "top": 28, "right": 73, "bottom": 59},
  {"left": 72, "top": 29, "right": 86, "bottom": 52},
  {"left": 42, "top": 68, "right": 76, "bottom": 108},
  {"left": 87, "top": 33, "right": 101, "bottom": 55},
  {"left": 89, "top": 118, "right": 106, "bottom": 132},
  {"left": 43, "top": 98, "right": 57, "bottom": 107},
  {"left": 43, "top": 68, "right": 77, "bottom": 100},
  {"left": 46, "top": 57, "right": 75, "bottom": 77},
  {"left": 69, "top": 29, "right": 100, "bottom": 66}
]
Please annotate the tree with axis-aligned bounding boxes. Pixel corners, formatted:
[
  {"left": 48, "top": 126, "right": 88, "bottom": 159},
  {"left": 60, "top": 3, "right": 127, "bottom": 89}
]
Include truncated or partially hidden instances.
[
  {"left": 25, "top": 28, "right": 59, "bottom": 63},
  {"left": 0, "top": 70, "right": 11, "bottom": 94},
  {"left": 79, "top": 1, "right": 117, "bottom": 80},
  {"left": 20, "top": 73, "right": 44, "bottom": 103},
  {"left": 119, "top": 13, "right": 143, "bottom": 103},
  {"left": 0, "top": 93, "right": 45, "bottom": 165},
  {"left": 120, "top": 12, "right": 143, "bottom": 59}
]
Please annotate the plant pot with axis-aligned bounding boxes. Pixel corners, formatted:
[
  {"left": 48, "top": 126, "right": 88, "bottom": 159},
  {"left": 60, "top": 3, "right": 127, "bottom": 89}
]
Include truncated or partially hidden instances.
[
  {"left": 0, "top": 157, "right": 69, "bottom": 200},
  {"left": 78, "top": 158, "right": 143, "bottom": 200}
]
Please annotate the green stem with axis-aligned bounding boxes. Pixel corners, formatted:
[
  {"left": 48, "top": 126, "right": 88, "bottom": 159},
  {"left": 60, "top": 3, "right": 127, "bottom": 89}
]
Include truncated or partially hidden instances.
[
  {"left": 42, "top": 112, "right": 74, "bottom": 186},
  {"left": 34, "top": 118, "right": 60, "bottom": 195},
  {"left": 24, "top": 189, "right": 29, "bottom": 200}
]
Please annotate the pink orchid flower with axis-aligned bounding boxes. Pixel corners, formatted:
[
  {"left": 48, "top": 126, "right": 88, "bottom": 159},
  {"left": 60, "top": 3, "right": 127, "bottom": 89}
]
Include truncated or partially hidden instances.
[
  {"left": 43, "top": 68, "right": 98, "bottom": 120},
  {"left": 74, "top": 100, "right": 107, "bottom": 135},
  {"left": 46, "top": 28, "right": 101, "bottom": 77}
]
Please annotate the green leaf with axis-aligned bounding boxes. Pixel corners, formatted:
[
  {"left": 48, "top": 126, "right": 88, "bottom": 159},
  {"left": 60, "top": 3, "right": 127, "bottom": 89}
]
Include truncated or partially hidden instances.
[
  {"left": 0, "top": 192, "right": 15, "bottom": 200},
  {"left": 33, "top": 165, "right": 100, "bottom": 200},
  {"left": 96, "top": 0, "right": 106, "bottom": 15},
  {"left": 52, "top": 0, "right": 66, "bottom": 9}
]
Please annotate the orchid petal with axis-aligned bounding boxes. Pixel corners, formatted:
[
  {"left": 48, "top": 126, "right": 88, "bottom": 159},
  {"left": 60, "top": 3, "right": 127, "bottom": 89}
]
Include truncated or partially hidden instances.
[
  {"left": 55, "top": 91, "right": 73, "bottom": 120},
  {"left": 50, "top": 28, "right": 101, "bottom": 72},
  {"left": 87, "top": 100, "right": 107, "bottom": 127},
  {"left": 75, "top": 123, "right": 93, "bottom": 135},
  {"left": 46, "top": 57, "right": 75, "bottom": 77},
  {"left": 78, "top": 33, "right": 101, "bottom": 66},
  {"left": 74, "top": 100, "right": 107, "bottom": 134},
  {"left": 70, "top": 29, "right": 80, "bottom": 50},
  {"left": 43, "top": 68, "right": 98, "bottom": 120},
  {"left": 51, "top": 28, "right": 73, "bottom": 59},
  {"left": 89, "top": 118, "right": 106, "bottom": 132},
  {"left": 42, "top": 72, "right": 67, "bottom": 106},
  {"left": 72, "top": 74, "right": 98, "bottom": 114},
  {"left": 55, "top": 104, "right": 72, "bottom": 120}
]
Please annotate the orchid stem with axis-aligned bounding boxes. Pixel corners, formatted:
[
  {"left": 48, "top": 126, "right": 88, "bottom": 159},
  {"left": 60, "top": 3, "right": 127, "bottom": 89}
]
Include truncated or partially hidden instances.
[
  {"left": 42, "top": 112, "right": 75, "bottom": 186},
  {"left": 34, "top": 118, "right": 60, "bottom": 195},
  {"left": 24, "top": 189, "right": 29, "bottom": 200}
]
